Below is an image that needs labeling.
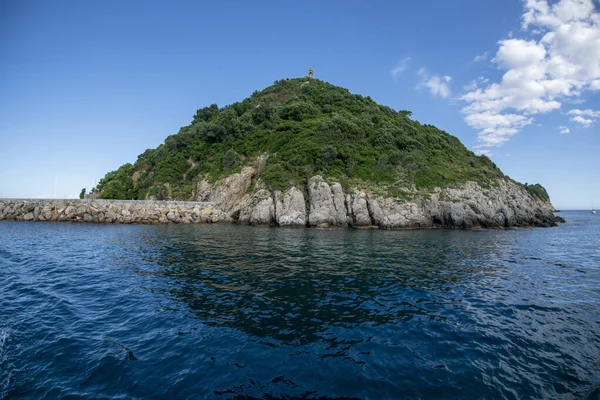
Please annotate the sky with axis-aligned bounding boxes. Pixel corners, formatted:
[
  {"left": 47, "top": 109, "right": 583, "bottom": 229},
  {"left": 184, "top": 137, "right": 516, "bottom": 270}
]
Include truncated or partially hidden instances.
[{"left": 0, "top": 0, "right": 598, "bottom": 209}]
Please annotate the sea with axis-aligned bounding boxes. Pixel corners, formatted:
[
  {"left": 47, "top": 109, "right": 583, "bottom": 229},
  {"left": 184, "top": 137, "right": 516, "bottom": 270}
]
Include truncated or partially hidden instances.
[{"left": 0, "top": 211, "right": 599, "bottom": 399}]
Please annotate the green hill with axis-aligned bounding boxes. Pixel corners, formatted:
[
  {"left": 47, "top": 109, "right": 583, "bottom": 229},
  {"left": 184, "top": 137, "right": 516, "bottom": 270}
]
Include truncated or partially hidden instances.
[{"left": 93, "top": 77, "right": 508, "bottom": 200}]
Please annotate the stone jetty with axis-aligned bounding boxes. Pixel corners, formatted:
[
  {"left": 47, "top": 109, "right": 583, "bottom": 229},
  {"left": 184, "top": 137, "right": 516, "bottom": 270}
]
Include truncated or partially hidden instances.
[{"left": 0, "top": 199, "right": 216, "bottom": 224}]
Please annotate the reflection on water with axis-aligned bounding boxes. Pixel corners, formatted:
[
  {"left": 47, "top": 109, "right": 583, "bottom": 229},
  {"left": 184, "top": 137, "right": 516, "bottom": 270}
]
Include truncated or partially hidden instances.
[
  {"left": 1, "top": 214, "right": 600, "bottom": 399},
  {"left": 138, "top": 227, "right": 504, "bottom": 345}
]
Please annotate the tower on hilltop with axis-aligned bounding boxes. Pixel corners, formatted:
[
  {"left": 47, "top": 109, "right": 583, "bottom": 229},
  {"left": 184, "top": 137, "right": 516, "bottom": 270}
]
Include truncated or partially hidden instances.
[{"left": 308, "top": 67, "right": 314, "bottom": 79}]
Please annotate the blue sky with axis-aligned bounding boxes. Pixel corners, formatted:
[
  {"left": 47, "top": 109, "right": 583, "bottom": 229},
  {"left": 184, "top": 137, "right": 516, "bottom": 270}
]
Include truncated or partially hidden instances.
[{"left": 0, "top": 0, "right": 598, "bottom": 209}]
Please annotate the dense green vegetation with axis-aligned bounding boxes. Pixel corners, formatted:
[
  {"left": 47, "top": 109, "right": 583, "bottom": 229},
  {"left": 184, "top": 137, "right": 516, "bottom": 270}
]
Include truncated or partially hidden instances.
[
  {"left": 93, "top": 78, "right": 505, "bottom": 200},
  {"left": 519, "top": 183, "right": 551, "bottom": 203}
]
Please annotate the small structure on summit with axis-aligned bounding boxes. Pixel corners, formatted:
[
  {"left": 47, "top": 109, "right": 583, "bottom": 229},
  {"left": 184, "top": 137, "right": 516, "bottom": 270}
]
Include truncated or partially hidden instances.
[{"left": 308, "top": 67, "right": 314, "bottom": 79}]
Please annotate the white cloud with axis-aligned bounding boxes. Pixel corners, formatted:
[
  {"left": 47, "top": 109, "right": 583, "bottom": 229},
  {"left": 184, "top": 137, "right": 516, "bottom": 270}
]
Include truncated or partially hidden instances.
[
  {"left": 567, "top": 108, "right": 600, "bottom": 126},
  {"left": 426, "top": 76, "right": 452, "bottom": 98},
  {"left": 567, "top": 108, "right": 600, "bottom": 117},
  {"left": 464, "top": 111, "right": 533, "bottom": 146},
  {"left": 464, "top": 77, "right": 489, "bottom": 91},
  {"left": 461, "top": 0, "right": 600, "bottom": 150},
  {"left": 464, "top": 111, "right": 532, "bottom": 130},
  {"left": 559, "top": 125, "right": 570, "bottom": 134},
  {"left": 418, "top": 67, "right": 452, "bottom": 98},
  {"left": 570, "top": 115, "right": 594, "bottom": 126},
  {"left": 494, "top": 39, "right": 547, "bottom": 69},
  {"left": 522, "top": 0, "right": 596, "bottom": 30},
  {"left": 391, "top": 57, "right": 411, "bottom": 80},
  {"left": 473, "top": 51, "right": 490, "bottom": 62}
]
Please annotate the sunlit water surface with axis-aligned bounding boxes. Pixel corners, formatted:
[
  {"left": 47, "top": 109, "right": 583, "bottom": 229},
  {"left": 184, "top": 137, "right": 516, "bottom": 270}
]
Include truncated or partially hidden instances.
[{"left": 1, "top": 211, "right": 599, "bottom": 399}]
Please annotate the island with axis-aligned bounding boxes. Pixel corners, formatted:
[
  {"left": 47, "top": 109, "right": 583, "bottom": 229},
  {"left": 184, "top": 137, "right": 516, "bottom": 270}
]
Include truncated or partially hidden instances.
[{"left": 0, "top": 75, "right": 564, "bottom": 229}]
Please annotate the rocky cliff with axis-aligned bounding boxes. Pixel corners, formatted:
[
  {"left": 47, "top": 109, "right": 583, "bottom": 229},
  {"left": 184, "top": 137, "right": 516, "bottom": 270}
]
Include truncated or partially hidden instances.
[
  {"left": 188, "top": 167, "right": 561, "bottom": 228},
  {"left": 1, "top": 170, "right": 561, "bottom": 228}
]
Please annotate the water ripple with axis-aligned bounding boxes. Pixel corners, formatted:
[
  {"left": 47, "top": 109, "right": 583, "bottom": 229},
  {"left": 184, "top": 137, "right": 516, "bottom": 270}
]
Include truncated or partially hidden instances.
[{"left": 1, "top": 212, "right": 599, "bottom": 399}]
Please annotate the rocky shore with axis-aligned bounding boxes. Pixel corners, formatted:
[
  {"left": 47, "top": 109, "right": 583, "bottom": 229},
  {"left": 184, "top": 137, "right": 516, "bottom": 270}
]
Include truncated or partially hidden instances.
[
  {"left": 192, "top": 167, "right": 561, "bottom": 229},
  {"left": 0, "top": 199, "right": 217, "bottom": 224},
  {"left": 1, "top": 169, "right": 563, "bottom": 229}
]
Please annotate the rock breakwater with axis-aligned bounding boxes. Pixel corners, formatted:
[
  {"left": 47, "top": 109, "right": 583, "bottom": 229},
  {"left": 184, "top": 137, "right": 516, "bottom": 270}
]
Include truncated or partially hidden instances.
[{"left": 0, "top": 199, "right": 217, "bottom": 224}]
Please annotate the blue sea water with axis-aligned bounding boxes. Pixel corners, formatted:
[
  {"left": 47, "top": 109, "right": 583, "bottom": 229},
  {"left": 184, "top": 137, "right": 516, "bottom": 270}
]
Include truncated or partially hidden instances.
[{"left": 0, "top": 211, "right": 599, "bottom": 399}]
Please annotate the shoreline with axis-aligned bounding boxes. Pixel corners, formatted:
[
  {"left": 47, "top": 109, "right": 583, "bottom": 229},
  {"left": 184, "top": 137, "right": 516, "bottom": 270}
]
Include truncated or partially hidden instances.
[{"left": 0, "top": 198, "right": 563, "bottom": 229}]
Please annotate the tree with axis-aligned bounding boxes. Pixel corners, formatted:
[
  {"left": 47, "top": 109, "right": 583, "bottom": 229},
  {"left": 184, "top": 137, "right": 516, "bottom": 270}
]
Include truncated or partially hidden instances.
[
  {"left": 193, "top": 104, "right": 219, "bottom": 123},
  {"left": 79, "top": 188, "right": 86, "bottom": 199}
]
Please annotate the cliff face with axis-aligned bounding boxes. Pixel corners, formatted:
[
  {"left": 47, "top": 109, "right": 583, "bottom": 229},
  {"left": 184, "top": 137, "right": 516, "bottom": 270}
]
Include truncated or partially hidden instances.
[
  {"left": 187, "top": 168, "right": 560, "bottom": 229},
  {"left": 0, "top": 172, "right": 560, "bottom": 228}
]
